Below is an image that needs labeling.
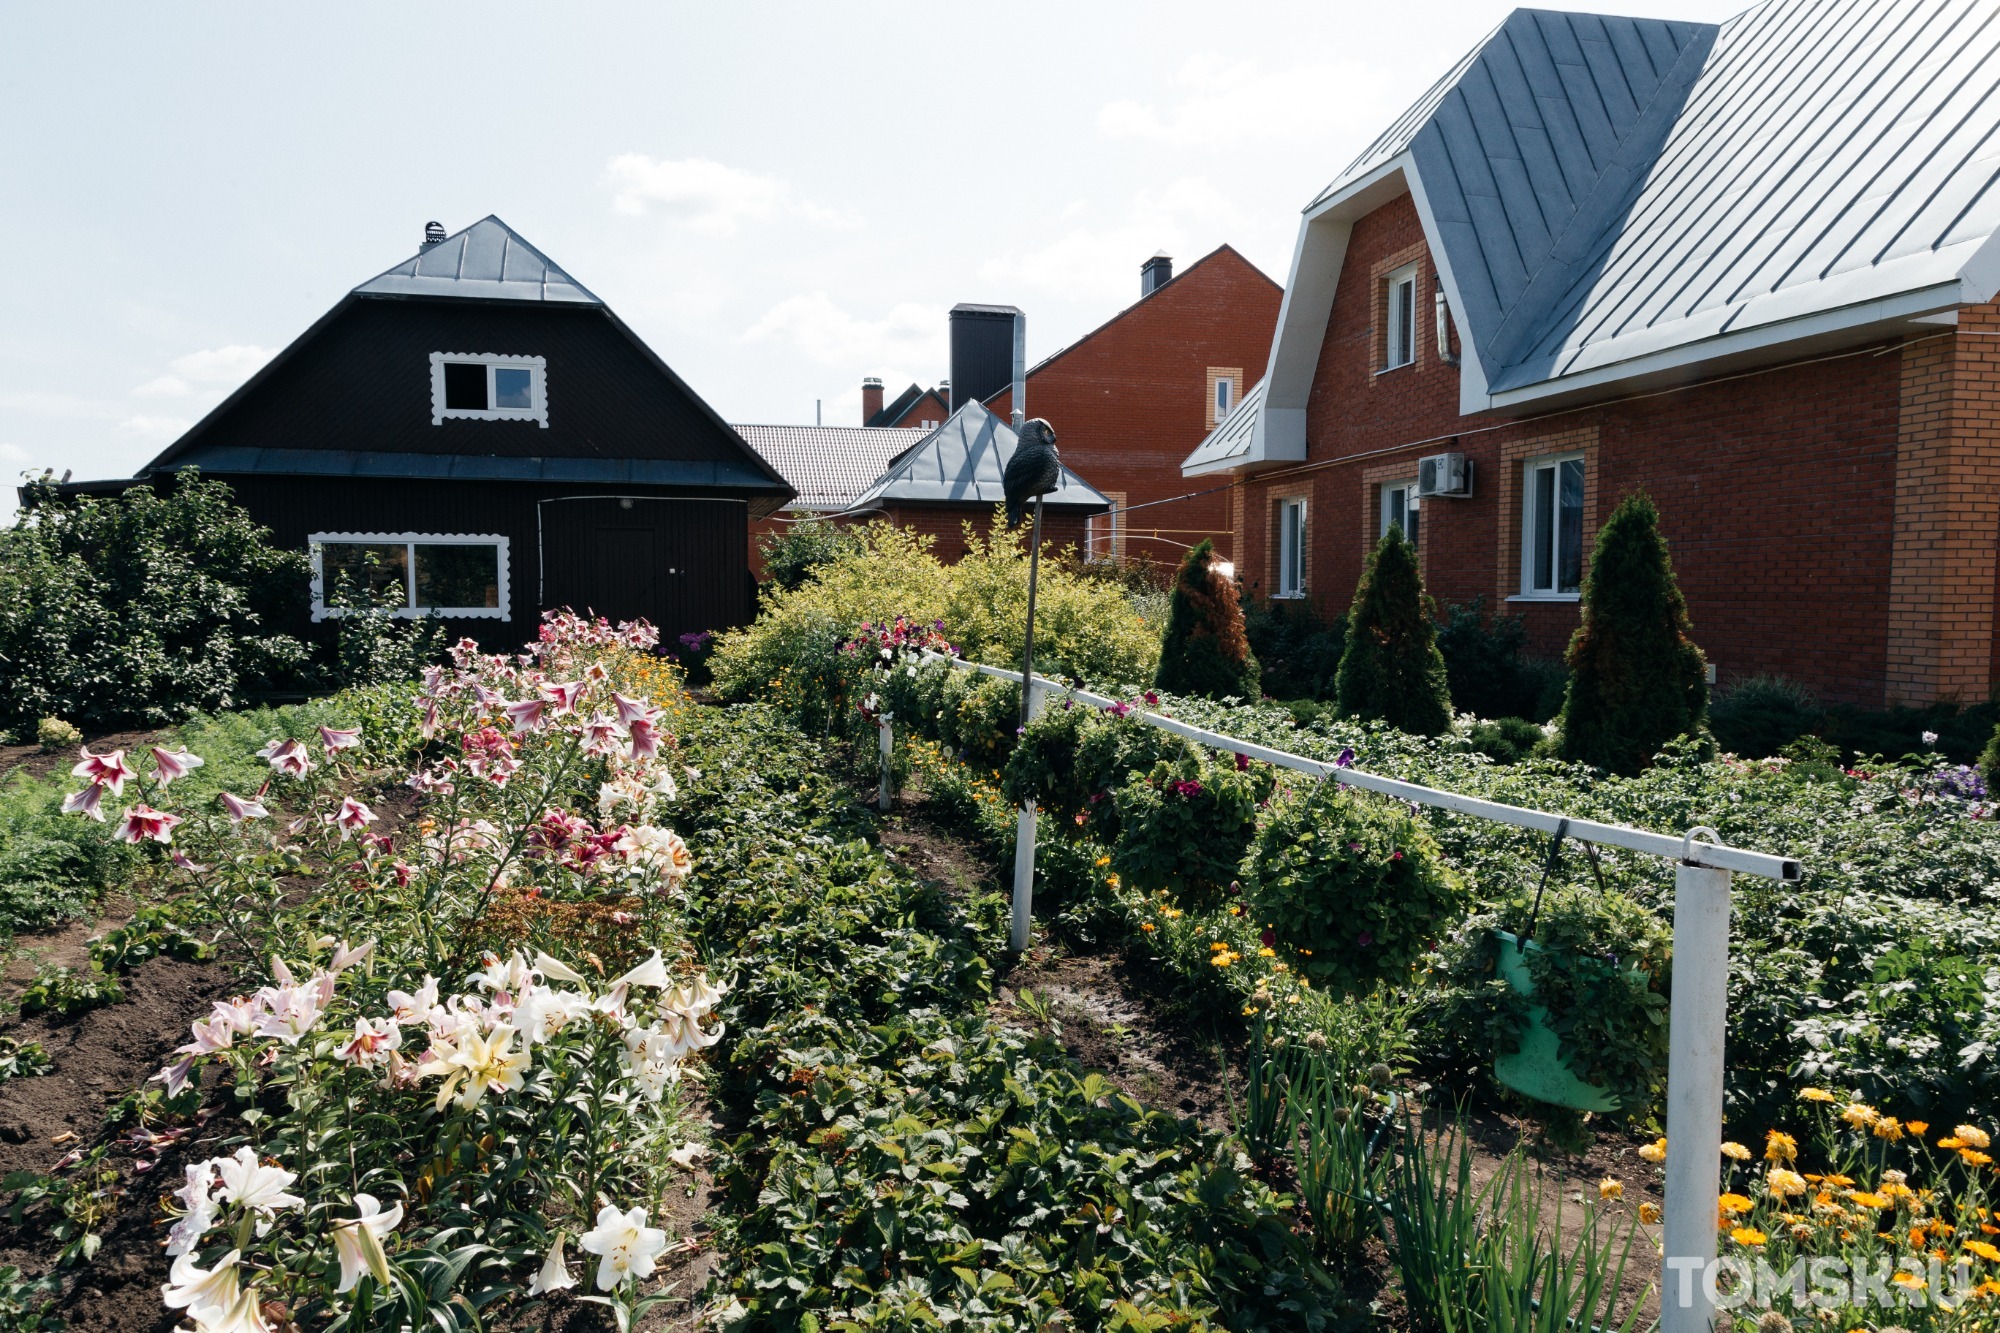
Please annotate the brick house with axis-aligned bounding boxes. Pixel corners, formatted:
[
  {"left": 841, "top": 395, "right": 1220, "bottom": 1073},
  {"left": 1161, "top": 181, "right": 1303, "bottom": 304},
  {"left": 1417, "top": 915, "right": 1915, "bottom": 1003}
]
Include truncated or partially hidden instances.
[
  {"left": 1187, "top": 0, "right": 2000, "bottom": 709},
  {"left": 988, "top": 247, "right": 1281, "bottom": 569}
]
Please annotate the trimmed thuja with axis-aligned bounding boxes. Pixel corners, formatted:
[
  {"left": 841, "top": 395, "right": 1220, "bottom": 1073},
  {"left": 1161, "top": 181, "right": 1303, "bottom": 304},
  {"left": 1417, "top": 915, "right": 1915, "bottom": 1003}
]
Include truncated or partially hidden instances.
[
  {"left": 1333, "top": 524, "right": 1452, "bottom": 736},
  {"left": 1153, "top": 538, "right": 1262, "bottom": 700},
  {"left": 1556, "top": 489, "right": 1708, "bottom": 774}
]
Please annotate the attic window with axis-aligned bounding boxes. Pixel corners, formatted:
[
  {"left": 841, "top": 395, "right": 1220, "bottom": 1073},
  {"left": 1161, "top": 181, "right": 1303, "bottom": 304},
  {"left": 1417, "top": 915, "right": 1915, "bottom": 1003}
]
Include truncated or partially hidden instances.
[{"left": 430, "top": 353, "right": 548, "bottom": 427}]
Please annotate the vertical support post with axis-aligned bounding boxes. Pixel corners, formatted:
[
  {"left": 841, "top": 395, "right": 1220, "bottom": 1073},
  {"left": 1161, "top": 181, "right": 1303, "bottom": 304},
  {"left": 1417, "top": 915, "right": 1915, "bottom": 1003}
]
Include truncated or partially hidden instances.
[
  {"left": 1010, "top": 673, "right": 1044, "bottom": 954},
  {"left": 1661, "top": 860, "right": 1733, "bottom": 1333},
  {"left": 877, "top": 715, "right": 894, "bottom": 813}
]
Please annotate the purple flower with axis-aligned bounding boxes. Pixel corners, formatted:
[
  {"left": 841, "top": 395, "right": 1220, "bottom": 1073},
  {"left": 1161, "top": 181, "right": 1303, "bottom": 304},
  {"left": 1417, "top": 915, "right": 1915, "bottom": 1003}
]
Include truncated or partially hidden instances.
[
  {"left": 1357, "top": 931, "right": 1374, "bottom": 947},
  {"left": 1143, "top": 691, "right": 1160, "bottom": 707},
  {"left": 1170, "top": 779, "right": 1204, "bottom": 798},
  {"left": 1335, "top": 747, "right": 1355, "bottom": 769},
  {"left": 1106, "top": 702, "right": 1132, "bottom": 719},
  {"left": 1234, "top": 752, "right": 1250, "bottom": 772},
  {"left": 1941, "top": 765, "right": 1988, "bottom": 800}
]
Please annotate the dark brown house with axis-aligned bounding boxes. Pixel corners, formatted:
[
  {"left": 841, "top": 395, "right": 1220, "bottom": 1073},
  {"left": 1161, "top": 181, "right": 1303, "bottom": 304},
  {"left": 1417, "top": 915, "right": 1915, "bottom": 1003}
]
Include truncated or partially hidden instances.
[{"left": 63, "top": 216, "right": 792, "bottom": 646}]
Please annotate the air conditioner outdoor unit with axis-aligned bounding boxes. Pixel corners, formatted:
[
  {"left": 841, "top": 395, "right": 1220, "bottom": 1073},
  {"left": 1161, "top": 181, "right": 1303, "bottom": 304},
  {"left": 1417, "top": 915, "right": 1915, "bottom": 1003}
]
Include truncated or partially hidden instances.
[{"left": 1417, "top": 451, "right": 1472, "bottom": 498}]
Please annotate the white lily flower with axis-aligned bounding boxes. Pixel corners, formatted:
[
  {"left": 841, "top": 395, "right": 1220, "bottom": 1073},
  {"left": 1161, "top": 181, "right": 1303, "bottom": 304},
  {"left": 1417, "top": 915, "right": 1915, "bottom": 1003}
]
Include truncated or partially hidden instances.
[
  {"left": 188, "top": 1283, "right": 272, "bottom": 1333},
  {"left": 165, "top": 1162, "right": 219, "bottom": 1256},
  {"left": 528, "top": 1234, "right": 578, "bottom": 1294},
  {"left": 614, "top": 950, "right": 670, "bottom": 989},
  {"left": 331, "top": 1192, "right": 403, "bottom": 1293},
  {"left": 668, "top": 1142, "right": 710, "bottom": 1171},
  {"left": 212, "top": 1148, "right": 304, "bottom": 1227},
  {"left": 534, "top": 951, "right": 587, "bottom": 985},
  {"left": 577, "top": 1204, "right": 670, "bottom": 1291},
  {"left": 162, "top": 1248, "right": 241, "bottom": 1320}
]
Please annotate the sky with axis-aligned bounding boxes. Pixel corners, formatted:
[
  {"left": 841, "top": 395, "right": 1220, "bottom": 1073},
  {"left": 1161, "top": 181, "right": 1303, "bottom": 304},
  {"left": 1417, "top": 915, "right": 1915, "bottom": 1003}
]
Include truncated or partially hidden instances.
[{"left": 0, "top": 0, "right": 1745, "bottom": 517}]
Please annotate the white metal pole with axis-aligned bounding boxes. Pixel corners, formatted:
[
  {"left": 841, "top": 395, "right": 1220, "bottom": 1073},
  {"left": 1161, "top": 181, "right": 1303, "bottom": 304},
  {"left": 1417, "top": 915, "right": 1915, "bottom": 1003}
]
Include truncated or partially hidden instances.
[
  {"left": 877, "top": 716, "right": 894, "bottom": 813},
  {"left": 1662, "top": 857, "right": 1733, "bottom": 1333},
  {"left": 1010, "top": 677, "right": 1044, "bottom": 953}
]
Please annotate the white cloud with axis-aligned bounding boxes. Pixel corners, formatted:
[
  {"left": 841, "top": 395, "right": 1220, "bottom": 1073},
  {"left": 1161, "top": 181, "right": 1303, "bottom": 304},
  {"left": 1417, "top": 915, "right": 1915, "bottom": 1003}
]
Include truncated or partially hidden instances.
[
  {"left": 605, "top": 155, "right": 858, "bottom": 235},
  {"left": 979, "top": 176, "right": 1249, "bottom": 299},
  {"left": 1098, "top": 54, "right": 1397, "bottom": 147},
  {"left": 740, "top": 293, "right": 943, "bottom": 369},
  {"left": 133, "top": 344, "right": 274, "bottom": 398},
  {"left": 0, "top": 443, "right": 29, "bottom": 464},
  {"left": 118, "top": 414, "right": 192, "bottom": 440}
]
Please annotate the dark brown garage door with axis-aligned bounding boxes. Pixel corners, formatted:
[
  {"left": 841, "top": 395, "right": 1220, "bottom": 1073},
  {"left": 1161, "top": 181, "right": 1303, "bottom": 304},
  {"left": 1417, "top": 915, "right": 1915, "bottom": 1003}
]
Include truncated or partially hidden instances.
[{"left": 539, "top": 497, "right": 750, "bottom": 642}]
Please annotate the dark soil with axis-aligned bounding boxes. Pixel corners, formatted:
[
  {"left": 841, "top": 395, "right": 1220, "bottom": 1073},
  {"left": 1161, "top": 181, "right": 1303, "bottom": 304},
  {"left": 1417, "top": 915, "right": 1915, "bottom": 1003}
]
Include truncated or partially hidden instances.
[{"left": 0, "top": 729, "right": 162, "bottom": 785}]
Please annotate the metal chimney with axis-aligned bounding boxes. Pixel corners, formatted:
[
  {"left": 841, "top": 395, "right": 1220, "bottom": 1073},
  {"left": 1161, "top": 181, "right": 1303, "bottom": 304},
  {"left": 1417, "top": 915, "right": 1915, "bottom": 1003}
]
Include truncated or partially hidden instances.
[
  {"left": 1141, "top": 252, "right": 1173, "bottom": 296},
  {"left": 948, "top": 304, "right": 1024, "bottom": 410},
  {"left": 423, "top": 221, "right": 447, "bottom": 247}
]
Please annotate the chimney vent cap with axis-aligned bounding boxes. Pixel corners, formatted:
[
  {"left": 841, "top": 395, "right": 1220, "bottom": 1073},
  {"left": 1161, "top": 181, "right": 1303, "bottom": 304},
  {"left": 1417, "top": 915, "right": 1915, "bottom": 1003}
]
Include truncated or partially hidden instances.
[
  {"left": 862, "top": 376, "right": 884, "bottom": 388},
  {"left": 423, "top": 221, "right": 447, "bottom": 246}
]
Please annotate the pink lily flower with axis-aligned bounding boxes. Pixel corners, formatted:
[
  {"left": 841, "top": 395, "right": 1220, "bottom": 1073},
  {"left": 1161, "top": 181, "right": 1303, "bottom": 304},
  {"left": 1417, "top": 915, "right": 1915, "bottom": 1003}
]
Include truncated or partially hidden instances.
[
  {"left": 319, "top": 726, "right": 362, "bottom": 752},
  {"left": 72, "top": 747, "right": 137, "bottom": 797},
  {"left": 504, "top": 698, "right": 547, "bottom": 733},
  {"left": 580, "top": 714, "right": 621, "bottom": 756},
  {"left": 256, "top": 738, "right": 312, "bottom": 778},
  {"left": 334, "top": 796, "right": 378, "bottom": 839},
  {"left": 627, "top": 717, "right": 661, "bottom": 760},
  {"left": 171, "top": 850, "right": 209, "bottom": 873},
  {"left": 473, "top": 684, "right": 509, "bottom": 710},
  {"left": 62, "top": 782, "right": 106, "bottom": 821},
  {"left": 420, "top": 697, "right": 440, "bottom": 739},
  {"left": 150, "top": 746, "right": 205, "bottom": 787},
  {"left": 220, "top": 792, "right": 268, "bottom": 823},
  {"left": 330, "top": 940, "right": 375, "bottom": 973},
  {"left": 613, "top": 693, "right": 654, "bottom": 728},
  {"left": 541, "top": 680, "right": 585, "bottom": 715},
  {"left": 117, "top": 805, "right": 183, "bottom": 845}
]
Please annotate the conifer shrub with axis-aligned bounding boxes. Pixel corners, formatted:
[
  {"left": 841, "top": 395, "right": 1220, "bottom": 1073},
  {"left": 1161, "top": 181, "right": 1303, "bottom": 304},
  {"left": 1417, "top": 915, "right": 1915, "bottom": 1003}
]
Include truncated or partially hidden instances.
[
  {"left": 1332, "top": 525, "right": 1452, "bottom": 735},
  {"left": 1152, "top": 539, "right": 1261, "bottom": 700},
  {"left": 1555, "top": 491, "right": 1709, "bottom": 774}
]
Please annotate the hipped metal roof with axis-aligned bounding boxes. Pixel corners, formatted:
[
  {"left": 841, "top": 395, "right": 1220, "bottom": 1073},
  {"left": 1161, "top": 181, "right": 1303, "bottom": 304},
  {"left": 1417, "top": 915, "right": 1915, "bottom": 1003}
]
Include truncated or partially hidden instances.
[
  {"left": 1181, "top": 378, "right": 1265, "bottom": 476},
  {"left": 851, "top": 401, "right": 1110, "bottom": 512},
  {"left": 1244, "top": 0, "right": 2000, "bottom": 454},
  {"left": 355, "top": 216, "right": 601, "bottom": 304},
  {"left": 733, "top": 424, "right": 932, "bottom": 510}
]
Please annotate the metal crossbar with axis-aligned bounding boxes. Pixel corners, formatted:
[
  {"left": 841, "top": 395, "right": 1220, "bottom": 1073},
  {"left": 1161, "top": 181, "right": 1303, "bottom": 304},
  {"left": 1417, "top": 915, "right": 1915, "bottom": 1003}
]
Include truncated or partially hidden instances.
[{"left": 921, "top": 652, "right": 1799, "bottom": 882}]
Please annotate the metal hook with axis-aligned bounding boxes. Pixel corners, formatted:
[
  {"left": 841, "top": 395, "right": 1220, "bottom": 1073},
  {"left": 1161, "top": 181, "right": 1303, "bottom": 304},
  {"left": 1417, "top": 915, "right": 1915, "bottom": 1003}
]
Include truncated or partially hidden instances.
[{"left": 1523, "top": 817, "right": 1570, "bottom": 944}]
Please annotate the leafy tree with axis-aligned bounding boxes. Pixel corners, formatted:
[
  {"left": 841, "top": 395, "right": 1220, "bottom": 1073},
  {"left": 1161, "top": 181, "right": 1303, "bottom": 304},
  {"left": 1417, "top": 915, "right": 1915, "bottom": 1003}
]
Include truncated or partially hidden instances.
[
  {"left": 0, "top": 469, "right": 311, "bottom": 733},
  {"left": 1333, "top": 525, "right": 1451, "bottom": 735},
  {"left": 757, "top": 515, "right": 861, "bottom": 592},
  {"left": 1152, "top": 539, "right": 1261, "bottom": 700},
  {"left": 1556, "top": 489, "right": 1709, "bottom": 774}
]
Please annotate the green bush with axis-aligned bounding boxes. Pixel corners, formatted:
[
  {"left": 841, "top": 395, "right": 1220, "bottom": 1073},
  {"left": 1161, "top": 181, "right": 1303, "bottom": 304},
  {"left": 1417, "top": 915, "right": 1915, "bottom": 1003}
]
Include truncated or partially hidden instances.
[
  {"left": 326, "top": 571, "right": 447, "bottom": 688},
  {"left": 1556, "top": 491, "right": 1709, "bottom": 774},
  {"left": 1436, "top": 598, "right": 1560, "bottom": 722},
  {"left": 1465, "top": 716, "right": 1548, "bottom": 765},
  {"left": 757, "top": 514, "right": 862, "bottom": 592},
  {"left": 0, "top": 772, "right": 132, "bottom": 938},
  {"left": 1243, "top": 596, "right": 1346, "bottom": 701},
  {"left": 1001, "top": 700, "right": 1195, "bottom": 836},
  {"left": 0, "top": 470, "right": 312, "bottom": 733},
  {"left": 1110, "top": 754, "right": 1272, "bottom": 912},
  {"left": 1334, "top": 526, "right": 1452, "bottom": 735},
  {"left": 1710, "top": 674, "right": 1825, "bottom": 759},
  {"left": 1153, "top": 540, "right": 1261, "bottom": 700},
  {"left": 1243, "top": 781, "right": 1464, "bottom": 995}
]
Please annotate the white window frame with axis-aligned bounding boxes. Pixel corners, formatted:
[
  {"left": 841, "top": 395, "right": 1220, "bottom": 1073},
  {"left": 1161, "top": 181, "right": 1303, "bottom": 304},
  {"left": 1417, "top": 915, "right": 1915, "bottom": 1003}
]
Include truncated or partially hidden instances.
[
  {"left": 1275, "top": 497, "right": 1308, "bottom": 598},
  {"left": 429, "top": 352, "right": 548, "bottom": 427},
  {"left": 1382, "top": 264, "right": 1419, "bottom": 371},
  {"left": 1379, "top": 478, "right": 1419, "bottom": 548},
  {"left": 1214, "top": 376, "right": 1233, "bottom": 420},
  {"left": 309, "top": 532, "right": 511, "bottom": 622},
  {"left": 1516, "top": 452, "right": 1586, "bottom": 600}
]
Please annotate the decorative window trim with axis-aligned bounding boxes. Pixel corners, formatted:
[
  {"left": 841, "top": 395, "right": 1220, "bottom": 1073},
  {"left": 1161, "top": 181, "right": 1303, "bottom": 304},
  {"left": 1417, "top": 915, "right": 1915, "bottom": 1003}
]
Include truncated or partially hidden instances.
[
  {"left": 1379, "top": 476, "right": 1419, "bottom": 544},
  {"left": 1205, "top": 366, "right": 1243, "bottom": 429},
  {"left": 1382, "top": 263, "right": 1420, "bottom": 371},
  {"left": 1274, "top": 494, "right": 1309, "bottom": 598},
  {"left": 1368, "top": 244, "right": 1429, "bottom": 380},
  {"left": 309, "top": 532, "right": 511, "bottom": 622},
  {"left": 429, "top": 353, "right": 548, "bottom": 427}
]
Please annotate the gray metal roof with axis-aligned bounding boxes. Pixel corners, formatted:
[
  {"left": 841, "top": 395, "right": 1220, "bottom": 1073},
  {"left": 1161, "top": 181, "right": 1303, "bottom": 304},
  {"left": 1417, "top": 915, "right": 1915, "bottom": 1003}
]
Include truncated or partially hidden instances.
[
  {"left": 1181, "top": 378, "right": 1265, "bottom": 476},
  {"left": 851, "top": 402, "right": 1110, "bottom": 511},
  {"left": 159, "top": 445, "right": 787, "bottom": 490},
  {"left": 733, "top": 424, "right": 931, "bottom": 510},
  {"left": 354, "top": 216, "right": 601, "bottom": 304},
  {"left": 1296, "top": 0, "right": 2000, "bottom": 408}
]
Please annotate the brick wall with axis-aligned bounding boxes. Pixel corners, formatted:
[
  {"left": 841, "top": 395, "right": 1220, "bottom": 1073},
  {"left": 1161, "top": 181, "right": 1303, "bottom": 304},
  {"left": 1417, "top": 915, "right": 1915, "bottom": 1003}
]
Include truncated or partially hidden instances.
[
  {"left": 987, "top": 245, "right": 1282, "bottom": 574},
  {"left": 1233, "top": 191, "right": 1926, "bottom": 708}
]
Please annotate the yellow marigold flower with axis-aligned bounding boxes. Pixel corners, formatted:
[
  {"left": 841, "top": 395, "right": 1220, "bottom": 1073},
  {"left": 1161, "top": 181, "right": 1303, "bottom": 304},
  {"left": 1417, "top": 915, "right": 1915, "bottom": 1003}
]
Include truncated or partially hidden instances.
[
  {"left": 1874, "top": 1117, "right": 1904, "bottom": 1141},
  {"left": 1939, "top": 1137, "right": 1967, "bottom": 1150},
  {"left": 1599, "top": 1178, "right": 1623, "bottom": 1201},
  {"left": 1768, "top": 1168, "right": 1808, "bottom": 1198},
  {"left": 1908, "top": 1120, "right": 1930, "bottom": 1135},
  {"left": 1800, "top": 1087, "right": 1837, "bottom": 1103},
  {"left": 1979, "top": 1280, "right": 2000, "bottom": 1298},
  {"left": 1211, "top": 942, "right": 1228, "bottom": 952},
  {"left": 1962, "top": 1150, "right": 1995, "bottom": 1167},
  {"left": 1841, "top": 1103, "right": 1879, "bottom": 1128},
  {"left": 1638, "top": 1138, "right": 1668, "bottom": 1164},
  {"left": 1721, "top": 1141, "right": 1752, "bottom": 1161},
  {"left": 1893, "top": 1272, "right": 1927, "bottom": 1291},
  {"left": 1095, "top": 856, "right": 1111, "bottom": 867},
  {"left": 1960, "top": 1125, "right": 1994, "bottom": 1150},
  {"left": 1228, "top": 905, "right": 1242, "bottom": 916},
  {"left": 1258, "top": 947, "right": 1276, "bottom": 958},
  {"left": 1163, "top": 909, "right": 1182, "bottom": 920},
  {"left": 1638, "top": 1202, "right": 1662, "bottom": 1224},
  {"left": 1140, "top": 923, "right": 1156, "bottom": 933},
  {"left": 1847, "top": 1191, "right": 1890, "bottom": 1210},
  {"left": 1825, "top": 1174, "right": 1855, "bottom": 1187},
  {"left": 1731, "top": 1227, "right": 1767, "bottom": 1247},
  {"left": 1719, "top": 1193, "right": 1756, "bottom": 1215},
  {"left": 1241, "top": 1005, "right": 1259, "bottom": 1017},
  {"left": 1791, "top": 1224, "right": 1814, "bottom": 1241},
  {"left": 1766, "top": 1130, "right": 1799, "bottom": 1162}
]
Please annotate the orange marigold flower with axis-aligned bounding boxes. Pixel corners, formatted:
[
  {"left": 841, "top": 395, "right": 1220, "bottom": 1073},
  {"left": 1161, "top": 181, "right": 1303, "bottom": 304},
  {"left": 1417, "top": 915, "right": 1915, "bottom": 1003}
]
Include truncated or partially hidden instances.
[
  {"left": 1638, "top": 1202, "right": 1662, "bottom": 1224},
  {"left": 1766, "top": 1130, "right": 1799, "bottom": 1162},
  {"left": 1969, "top": 1241, "right": 2000, "bottom": 1264},
  {"left": 1721, "top": 1141, "right": 1752, "bottom": 1161},
  {"left": 1731, "top": 1227, "right": 1767, "bottom": 1247},
  {"left": 1799, "top": 1087, "right": 1837, "bottom": 1103},
  {"left": 1874, "top": 1117, "right": 1905, "bottom": 1142},
  {"left": 1907, "top": 1121, "right": 1930, "bottom": 1135},
  {"left": 1638, "top": 1138, "right": 1668, "bottom": 1164},
  {"left": 1719, "top": 1193, "right": 1755, "bottom": 1215}
]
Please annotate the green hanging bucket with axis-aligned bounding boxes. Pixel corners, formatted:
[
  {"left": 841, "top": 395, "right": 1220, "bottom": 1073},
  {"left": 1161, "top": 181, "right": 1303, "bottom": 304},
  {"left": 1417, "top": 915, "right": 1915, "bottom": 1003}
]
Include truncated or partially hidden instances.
[{"left": 1491, "top": 930, "right": 1618, "bottom": 1113}]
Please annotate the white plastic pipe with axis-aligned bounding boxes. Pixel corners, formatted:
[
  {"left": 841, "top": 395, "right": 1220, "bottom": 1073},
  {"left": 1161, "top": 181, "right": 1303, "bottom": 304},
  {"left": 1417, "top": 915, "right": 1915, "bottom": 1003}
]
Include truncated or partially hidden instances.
[
  {"left": 1661, "top": 858, "right": 1732, "bottom": 1333},
  {"left": 877, "top": 716, "right": 894, "bottom": 812},
  {"left": 1010, "top": 679, "right": 1045, "bottom": 952}
]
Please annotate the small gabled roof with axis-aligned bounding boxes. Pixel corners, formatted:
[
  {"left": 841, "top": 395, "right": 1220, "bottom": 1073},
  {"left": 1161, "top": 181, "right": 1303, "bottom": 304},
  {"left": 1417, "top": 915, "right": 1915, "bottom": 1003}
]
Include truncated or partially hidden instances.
[
  {"left": 852, "top": 401, "right": 1109, "bottom": 512},
  {"left": 733, "top": 424, "right": 931, "bottom": 510},
  {"left": 354, "top": 216, "right": 601, "bottom": 304},
  {"left": 1181, "top": 378, "right": 1265, "bottom": 477}
]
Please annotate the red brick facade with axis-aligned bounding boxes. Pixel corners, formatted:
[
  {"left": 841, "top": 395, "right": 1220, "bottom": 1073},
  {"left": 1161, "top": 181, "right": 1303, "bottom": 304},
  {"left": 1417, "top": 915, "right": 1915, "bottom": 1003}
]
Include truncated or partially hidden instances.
[
  {"left": 1228, "top": 191, "right": 1997, "bottom": 709},
  {"left": 988, "top": 245, "right": 1282, "bottom": 573},
  {"left": 865, "top": 505, "right": 1090, "bottom": 565}
]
